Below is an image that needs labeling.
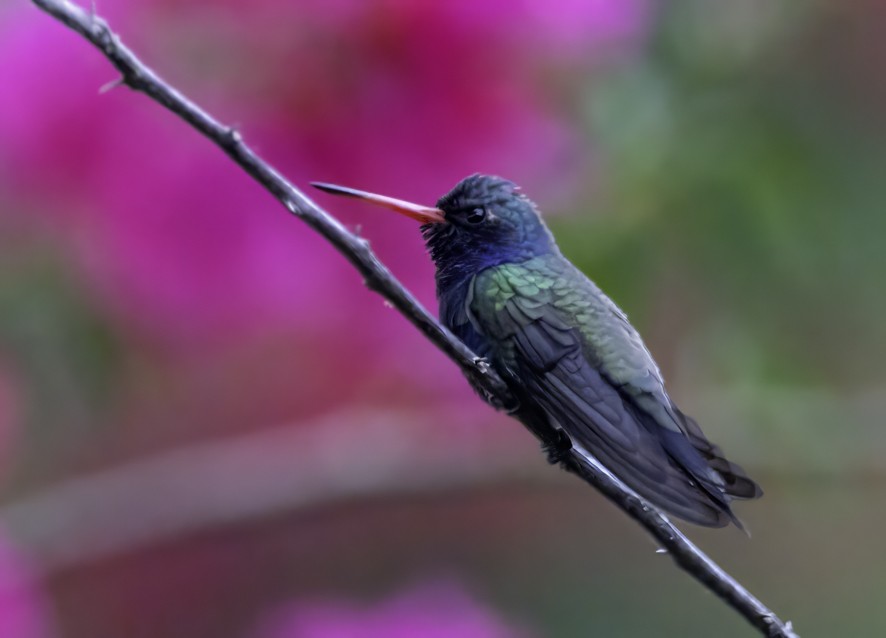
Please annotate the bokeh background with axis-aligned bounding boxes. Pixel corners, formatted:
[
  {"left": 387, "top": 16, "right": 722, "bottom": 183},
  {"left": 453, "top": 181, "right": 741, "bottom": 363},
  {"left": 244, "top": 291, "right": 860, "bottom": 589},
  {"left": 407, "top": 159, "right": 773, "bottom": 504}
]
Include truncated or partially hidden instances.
[{"left": 0, "top": 0, "right": 884, "bottom": 636}]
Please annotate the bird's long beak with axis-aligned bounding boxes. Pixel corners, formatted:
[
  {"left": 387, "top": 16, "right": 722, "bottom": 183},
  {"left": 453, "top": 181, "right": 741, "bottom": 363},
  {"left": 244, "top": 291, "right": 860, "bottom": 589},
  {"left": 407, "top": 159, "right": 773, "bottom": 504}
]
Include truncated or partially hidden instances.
[{"left": 311, "top": 182, "right": 446, "bottom": 224}]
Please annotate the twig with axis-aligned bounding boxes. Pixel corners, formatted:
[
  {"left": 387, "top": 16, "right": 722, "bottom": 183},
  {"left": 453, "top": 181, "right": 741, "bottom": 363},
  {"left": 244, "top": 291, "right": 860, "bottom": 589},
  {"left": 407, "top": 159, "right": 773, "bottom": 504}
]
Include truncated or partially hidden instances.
[{"left": 30, "top": 1, "right": 798, "bottom": 636}]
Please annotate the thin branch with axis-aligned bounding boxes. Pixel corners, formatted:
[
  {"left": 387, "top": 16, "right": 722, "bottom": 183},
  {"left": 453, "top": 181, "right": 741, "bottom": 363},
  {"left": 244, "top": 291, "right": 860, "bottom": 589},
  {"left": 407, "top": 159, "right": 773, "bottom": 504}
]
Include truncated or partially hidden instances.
[{"left": 30, "top": 2, "right": 798, "bottom": 636}]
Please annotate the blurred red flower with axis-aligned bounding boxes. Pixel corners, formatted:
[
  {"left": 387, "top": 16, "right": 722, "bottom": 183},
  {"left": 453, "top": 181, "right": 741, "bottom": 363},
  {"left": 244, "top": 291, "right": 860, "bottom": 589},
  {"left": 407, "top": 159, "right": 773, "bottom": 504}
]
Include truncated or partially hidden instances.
[
  {"left": 0, "top": 1, "right": 650, "bottom": 434},
  {"left": 1, "top": 1, "right": 646, "bottom": 351},
  {"left": 0, "top": 531, "right": 56, "bottom": 638},
  {"left": 252, "top": 581, "right": 529, "bottom": 638}
]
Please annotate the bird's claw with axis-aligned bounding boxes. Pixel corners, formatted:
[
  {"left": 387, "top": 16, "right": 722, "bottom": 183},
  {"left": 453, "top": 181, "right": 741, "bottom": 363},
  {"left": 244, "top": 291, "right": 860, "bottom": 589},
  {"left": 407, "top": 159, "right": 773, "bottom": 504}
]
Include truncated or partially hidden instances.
[
  {"left": 472, "top": 357, "right": 491, "bottom": 374},
  {"left": 542, "top": 428, "right": 573, "bottom": 465}
]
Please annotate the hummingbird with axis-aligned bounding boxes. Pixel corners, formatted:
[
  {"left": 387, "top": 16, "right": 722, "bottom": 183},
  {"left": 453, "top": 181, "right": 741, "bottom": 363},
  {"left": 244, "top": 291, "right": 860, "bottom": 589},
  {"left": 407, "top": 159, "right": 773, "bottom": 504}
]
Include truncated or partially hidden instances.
[{"left": 312, "top": 174, "right": 762, "bottom": 527}]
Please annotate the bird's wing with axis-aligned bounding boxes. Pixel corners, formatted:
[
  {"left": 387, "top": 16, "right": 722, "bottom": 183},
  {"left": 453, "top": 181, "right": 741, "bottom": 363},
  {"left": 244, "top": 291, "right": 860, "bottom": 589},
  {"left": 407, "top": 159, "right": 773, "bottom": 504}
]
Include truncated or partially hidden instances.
[
  {"left": 470, "top": 265, "right": 744, "bottom": 526},
  {"left": 574, "top": 276, "right": 762, "bottom": 504},
  {"left": 585, "top": 293, "right": 762, "bottom": 504}
]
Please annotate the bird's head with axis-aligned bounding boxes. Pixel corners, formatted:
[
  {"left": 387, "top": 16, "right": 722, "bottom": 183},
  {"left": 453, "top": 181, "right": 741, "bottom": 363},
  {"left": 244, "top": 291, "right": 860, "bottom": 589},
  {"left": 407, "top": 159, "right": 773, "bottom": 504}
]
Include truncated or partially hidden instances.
[{"left": 312, "top": 174, "right": 556, "bottom": 288}]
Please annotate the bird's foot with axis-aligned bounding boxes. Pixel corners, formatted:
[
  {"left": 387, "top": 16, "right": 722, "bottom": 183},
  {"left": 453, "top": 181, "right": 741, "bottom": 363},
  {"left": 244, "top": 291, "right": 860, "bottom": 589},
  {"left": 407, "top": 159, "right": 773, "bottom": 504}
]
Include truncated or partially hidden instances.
[
  {"left": 472, "top": 356, "right": 491, "bottom": 374},
  {"left": 466, "top": 358, "right": 521, "bottom": 412},
  {"left": 542, "top": 429, "right": 573, "bottom": 466}
]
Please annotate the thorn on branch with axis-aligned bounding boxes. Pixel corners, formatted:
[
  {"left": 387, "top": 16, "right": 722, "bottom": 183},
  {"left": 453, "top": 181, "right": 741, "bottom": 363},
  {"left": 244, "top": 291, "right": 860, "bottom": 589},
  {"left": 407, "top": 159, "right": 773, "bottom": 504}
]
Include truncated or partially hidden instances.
[
  {"left": 89, "top": 16, "right": 114, "bottom": 53},
  {"left": 222, "top": 126, "right": 243, "bottom": 147},
  {"left": 349, "top": 236, "right": 371, "bottom": 253},
  {"left": 283, "top": 199, "right": 302, "bottom": 217},
  {"left": 362, "top": 274, "right": 384, "bottom": 294},
  {"left": 98, "top": 76, "right": 124, "bottom": 94}
]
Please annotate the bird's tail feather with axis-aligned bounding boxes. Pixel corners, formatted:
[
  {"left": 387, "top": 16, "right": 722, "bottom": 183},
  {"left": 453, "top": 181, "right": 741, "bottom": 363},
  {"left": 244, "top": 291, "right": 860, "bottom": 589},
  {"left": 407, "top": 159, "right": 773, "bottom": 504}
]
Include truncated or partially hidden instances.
[{"left": 674, "top": 409, "right": 763, "bottom": 501}]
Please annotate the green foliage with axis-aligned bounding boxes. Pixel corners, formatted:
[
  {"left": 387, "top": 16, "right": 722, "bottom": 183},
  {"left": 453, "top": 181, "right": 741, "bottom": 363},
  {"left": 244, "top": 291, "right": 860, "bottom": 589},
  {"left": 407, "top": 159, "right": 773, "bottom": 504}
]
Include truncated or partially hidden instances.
[
  {"left": 0, "top": 230, "right": 121, "bottom": 469},
  {"left": 555, "top": 0, "right": 886, "bottom": 390}
]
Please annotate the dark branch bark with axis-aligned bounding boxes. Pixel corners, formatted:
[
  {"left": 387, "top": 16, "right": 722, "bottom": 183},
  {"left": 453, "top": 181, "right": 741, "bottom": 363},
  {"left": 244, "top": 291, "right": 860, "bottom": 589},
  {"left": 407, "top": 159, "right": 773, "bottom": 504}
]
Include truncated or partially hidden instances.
[{"left": 30, "top": 1, "right": 798, "bottom": 636}]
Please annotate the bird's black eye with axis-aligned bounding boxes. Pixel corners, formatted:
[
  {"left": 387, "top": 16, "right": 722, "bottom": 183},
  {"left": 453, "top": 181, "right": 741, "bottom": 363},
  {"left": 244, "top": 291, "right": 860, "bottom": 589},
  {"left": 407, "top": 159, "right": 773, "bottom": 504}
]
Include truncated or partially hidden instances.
[{"left": 465, "top": 207, "right": 487, "bottom": 225}]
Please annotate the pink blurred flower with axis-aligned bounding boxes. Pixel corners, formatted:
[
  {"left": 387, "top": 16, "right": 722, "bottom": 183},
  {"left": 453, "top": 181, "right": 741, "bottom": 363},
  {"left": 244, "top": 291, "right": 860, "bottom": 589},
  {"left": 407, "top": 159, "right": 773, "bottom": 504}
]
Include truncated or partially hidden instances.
[
  {"left": 0, "top": 0, "right": 651, "bottom": 422},
  {"left": 0, "top": 531, "right": 56, "bottom": 638},
  {"left": 0, "top": 1, "right": 649, "bottom": 349},
  {"left": 253, "top": 581, "right": 528, "bottom": 638}
]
